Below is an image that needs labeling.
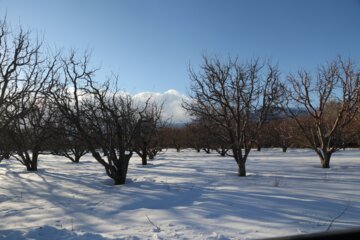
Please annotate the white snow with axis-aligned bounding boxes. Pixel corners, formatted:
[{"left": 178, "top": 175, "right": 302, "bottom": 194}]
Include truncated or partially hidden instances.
[{"left": 1, "top": 148, "right": 360, "bottom": 239}]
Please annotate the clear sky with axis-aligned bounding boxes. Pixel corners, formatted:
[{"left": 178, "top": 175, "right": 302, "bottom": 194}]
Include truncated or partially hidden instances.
[{"left": 1, "top": 0, "right": 360, "bottom": 95}]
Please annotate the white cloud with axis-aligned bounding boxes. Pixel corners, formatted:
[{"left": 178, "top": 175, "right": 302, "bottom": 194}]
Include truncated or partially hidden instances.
[{"left": 132, "top": 89, "right": 190, "bottom": 124}]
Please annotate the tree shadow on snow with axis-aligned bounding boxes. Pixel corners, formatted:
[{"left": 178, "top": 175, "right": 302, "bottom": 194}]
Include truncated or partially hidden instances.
[{"left": 111, "top": 179, "right": 203, "bottom": 211}]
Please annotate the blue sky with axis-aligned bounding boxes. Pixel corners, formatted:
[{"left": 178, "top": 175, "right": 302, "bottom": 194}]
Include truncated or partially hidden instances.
[{"left": 1, "top": 0, "right": 360, "bottom": 94}]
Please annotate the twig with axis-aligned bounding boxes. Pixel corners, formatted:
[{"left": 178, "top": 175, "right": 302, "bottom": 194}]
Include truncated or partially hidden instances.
[
  {"left": 326, "top": 200, "right": 351, "bottom": 232},
  {"left": 145, "top": 214, "right": 160, "bottom": 232}
]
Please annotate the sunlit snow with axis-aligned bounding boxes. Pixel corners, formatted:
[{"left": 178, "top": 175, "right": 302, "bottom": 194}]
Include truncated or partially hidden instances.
[{"left": 1, "top": 148, "right": 359, "bottom": 239}]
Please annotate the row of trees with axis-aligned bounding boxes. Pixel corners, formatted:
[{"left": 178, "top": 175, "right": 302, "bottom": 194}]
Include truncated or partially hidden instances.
[
  {"left": 0, "top": 19, "right": 164, "bottom": 184},
  {"left": 1, "top": 18, "right": 360, "bottom": 184},
  {"left": 184, "top": 56, "right": 360, "bottom": 176},
  {"left": 164, "top": 115, "right": 360, "bottom": 155}
]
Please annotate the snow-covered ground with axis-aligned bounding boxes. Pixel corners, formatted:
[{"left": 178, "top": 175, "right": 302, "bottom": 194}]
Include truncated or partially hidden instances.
[{"left": 1, "top": 148, "right": 360, "bottom": 240}]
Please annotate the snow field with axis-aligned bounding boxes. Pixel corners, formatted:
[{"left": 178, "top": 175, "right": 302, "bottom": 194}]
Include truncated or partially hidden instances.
[{"left": 0, "top": 148, "right": 360, "bottom": 239}]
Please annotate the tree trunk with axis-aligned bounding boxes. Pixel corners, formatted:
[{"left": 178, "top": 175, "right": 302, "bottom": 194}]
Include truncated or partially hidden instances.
[
  {"left": 103, "top": 148, "right": 108, "bottom": 156},
  {"left": 238, "top": 161, "right": 246, "bottom": 176},
  {"left": 26, "top": 159, "right": 37, "bottom": 171},
  {"left": 148, "top": 149, "right": 157, "bottom": 160},
  {"left": 26, "top": 161, "right": 37, "bottom": 171},
  {"left": 142, "top": 155, "right": 147, "bottom": 165},
  {"left": 203, "top": 148, "right": 211, "bottom": 154},
  {"left": 73, "top": 148, "right": 87, "bottom": 163},
  {"left": 233, "top": 147, "right": 248, "bottom": 177},
  {"left": 216, "top": 146, "right": 228, "bottom": 157},
  {"left": 25, "top": 150, "right": 39, "bottom": 171},
  {"left": 91, "top": 149, "right": 132, "bottom": 185},
  {"left": 74, "top": 155, "right": 80, "bottom": 163},
  {"left": 321, "top": 157, "right": 330, "bottom": 168},
  {"left": 113, "top": 154, "right": 132, "bottom": 185},
  {"left": 244, "top": 148, "right": 251, "bottom": 161},
  {"left": 118, "top": 153, "right": 132, "bottom": 184},
  {"left": 319, "top": 149, "right": 331, "bottom": 168}
]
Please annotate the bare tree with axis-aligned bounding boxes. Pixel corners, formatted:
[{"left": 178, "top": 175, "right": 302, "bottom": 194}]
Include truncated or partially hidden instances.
[
  {"left": 0, "top": 18, "right": 53, "bottom": 131},
  {"left": 166, "top": 126, "right": 188, "bottom": 152},
  {"left": 133, "top": 101, "right": 163, "bottom": 165},
  {"left": 0, "top": 18, "right": 58, "bottom": 169},
  {"left": 185, "top": 118, "right": 230, "bottom": 156},
  {"left": 9, "top": 97, "right": 57, "bottom": 171},
  {"left": 183, "top": 56, "right": 281, "bottom": 176},
  {"left": 191, "top": 118, "right": 213, "bottom": 154},
  {"left": 212, "top": 125, "right": 231, "bottom": 156},
  {"left": 61, "top": 142, "right": 88, "bottom": 163},
  {"left": 284, "top": 57, "right": 360, "bottom": 168},
  {"left": 50, "top": 52, "right": 143, "bottom": 184},
  {"left": 49, "top": 119, "right": 88, "bottom": 163},
  {"left": 269, "top": 118, "right": 296, "bottom": 152},
  {"left": 184, "top": 122, "right": 203, "bottom": 152}
]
